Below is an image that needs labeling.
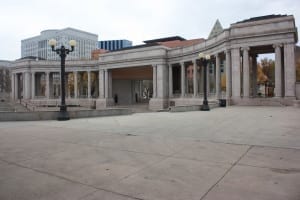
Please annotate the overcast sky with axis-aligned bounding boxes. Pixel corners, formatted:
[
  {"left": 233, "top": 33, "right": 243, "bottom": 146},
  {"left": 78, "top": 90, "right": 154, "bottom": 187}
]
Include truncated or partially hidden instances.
[{"left": 0, "top": 0, "right": 299, "bottom": 60}]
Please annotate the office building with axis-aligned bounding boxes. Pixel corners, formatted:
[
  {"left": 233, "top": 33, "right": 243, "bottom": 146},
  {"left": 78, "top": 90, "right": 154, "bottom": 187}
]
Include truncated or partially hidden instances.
[
  {"left": 98, "top": 40, "right": 132, "bottom": 51},
  {"left": 21, "top": 28, "right": 98, "bottom": 60}
]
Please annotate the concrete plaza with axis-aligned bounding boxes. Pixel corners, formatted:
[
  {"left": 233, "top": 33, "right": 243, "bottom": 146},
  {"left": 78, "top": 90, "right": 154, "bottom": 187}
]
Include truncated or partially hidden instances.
[{"left": 0, "top": 106, "right": 300, "bottom": 200}]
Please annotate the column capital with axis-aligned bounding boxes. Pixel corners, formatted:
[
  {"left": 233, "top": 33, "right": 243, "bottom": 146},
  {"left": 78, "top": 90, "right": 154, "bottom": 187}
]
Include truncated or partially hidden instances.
[
  {"left": 284, "top": 42, "right": 295, "bottom": 45},
  {"left": 241, "top": 46, "right": 250, "bottom": 51},
  {"left": 192, "top": 59, "right": 197, "bottom": 65},
  {"left": 273, "top": 43, "right": 282, "bottom": 49},
  {"left": 180, "top": 61, "right": 185, "bottom": 67},
  {"left": 225, "top": 49, "right": 231, "bottom": 54}
]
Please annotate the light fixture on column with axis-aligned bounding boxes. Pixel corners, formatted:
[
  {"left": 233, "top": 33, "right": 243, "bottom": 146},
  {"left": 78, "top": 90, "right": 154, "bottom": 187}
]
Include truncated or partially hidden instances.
[
  {"left": 49, "top": 39, "right": 76, "bottom": 120},
  {"left": 199, "top": 53, "right": 210, "bottom": 111}
]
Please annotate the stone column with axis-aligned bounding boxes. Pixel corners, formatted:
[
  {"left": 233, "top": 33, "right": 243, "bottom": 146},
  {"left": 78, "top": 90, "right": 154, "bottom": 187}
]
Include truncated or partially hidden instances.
[
  {"left": 156, "top": 64, "right": 168, "bottom": 98},
  {"left": 15, "top": 74, "right": 19, "bottom": 99},
  {"left": 284, "top": 43, "right": 296, "bottom": 97},
  {"left": 181, "top": 62, "right": 185, "bottom": 97},
  {"left": 200, "top": 66, "right": 204, "bottom": 94},
  {"left": 225, "top": 50, "right": 232, "bottom": 98},
  {"left": 207, "top": 63, "right": 210, "bottom": 96},
  {"left": 252, "top": 55, "right": 258, "bottom": 97},
  {"left": 87, "top": 71, "right": 91, "bottom": 98},
  {"left": 73, "top": 71, "right": 78, "bottom": 98},
  {"left": 99, "top": 69, "right": 104, "bottom": 98},
  {"left": 193, "top": 60, "right": 198, "bottom": 97},
  {"left": 242, "top": 47, "right": 250, "bottom": 97},
  {"left": 149, "top": 64, "right": 168, "bottom": 110},
  {"left": 152, "top": 65, "right": 157, "bottom": 98},
  {"left": 45, "top": 72, "right": 50, "bottom": 99},
  {"left": 231, "top": 48, "right": 241, "bottom": 98},
  {"left": 104, "top": 69, "right": 109, "bottom": 98},
  {"left": 11, "top": 73, "right": 14, "bottom": 100},
  {"left": 108, "top": 70, "right": 112, "bottom": 98},
  {"left": 31, "top": 72, "right": 35, "bottom": 99},
  {"left": 169, "top": 64, "right": 173, "bottom": 97},
  {"left": 23, "top": 71, "right": 30, "bottom": 99},
  {"left": 273, "top": 44, "right": 283, "bottom": 97},
  {"left": 215, "top": 54, "right": 221, "bottom": 99}
]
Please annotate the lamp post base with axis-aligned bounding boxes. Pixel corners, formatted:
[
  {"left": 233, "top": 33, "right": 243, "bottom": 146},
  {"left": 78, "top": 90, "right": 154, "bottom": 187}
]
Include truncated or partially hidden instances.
[
  {"left": 200, "top": 104, "right": 210, "bottom": 111},
  {"left": 57, "top": 111, "right": 70, "bottom": 121},
  {"left": 200, "top": 99, "right": 210, "bottom": 111}
]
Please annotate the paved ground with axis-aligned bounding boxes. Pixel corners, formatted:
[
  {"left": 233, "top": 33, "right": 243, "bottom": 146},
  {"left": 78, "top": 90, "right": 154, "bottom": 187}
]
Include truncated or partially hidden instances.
[{"left": 0, "top": 106, "right": 300, "bottom": 200}]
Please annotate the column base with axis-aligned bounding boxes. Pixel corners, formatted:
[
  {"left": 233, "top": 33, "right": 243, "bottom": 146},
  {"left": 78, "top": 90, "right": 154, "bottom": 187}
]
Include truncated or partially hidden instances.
[
  {"left": 96, "top": 98, "right": 114, "bottom": 109},
  {"left": 284, "top": 96, "right": 296, "bottom": 106},
  {"left": 149, "top": 98, "right": 169, "bottom": 111}
]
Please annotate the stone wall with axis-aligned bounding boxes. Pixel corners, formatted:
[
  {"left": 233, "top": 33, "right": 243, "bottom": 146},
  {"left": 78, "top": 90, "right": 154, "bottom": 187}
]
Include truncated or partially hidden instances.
[
  {"left": 296, "top": 82, "right": 300, "bottom": 99},
  {"left": 0, "top": 108, "right": 132, "bottom": 121}
]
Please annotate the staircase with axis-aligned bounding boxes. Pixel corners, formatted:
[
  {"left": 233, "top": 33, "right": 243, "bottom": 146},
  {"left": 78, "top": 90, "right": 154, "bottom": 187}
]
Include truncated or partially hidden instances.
[{"left": 0, "top": 100, "right": 29, "bottom": 112}]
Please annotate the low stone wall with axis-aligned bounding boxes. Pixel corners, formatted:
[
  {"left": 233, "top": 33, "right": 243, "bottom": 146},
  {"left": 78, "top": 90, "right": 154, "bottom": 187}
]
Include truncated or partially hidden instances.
[
  {"left": 21, "top": 99, "right": 97, "bottom": 111},
  {"left": 169, "top": 101, "right": 220, "bottom": 112},
  {"left": 231, "top": 97, "right": 295, "bottom": 106},
  {"left": 0, "top": 108, "right": 132, "bottom": 121},
  {"left": 296, "top": 82, "right": 300, "bottom": 100}
]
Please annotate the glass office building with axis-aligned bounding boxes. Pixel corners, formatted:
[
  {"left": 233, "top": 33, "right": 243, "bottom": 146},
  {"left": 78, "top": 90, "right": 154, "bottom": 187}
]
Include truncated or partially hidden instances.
[
  {"left": 21, "top": 28, "right": 98, "bottom": 60},
  {"left": 98, "top": 40, "right": 132, "bottom": 51}
]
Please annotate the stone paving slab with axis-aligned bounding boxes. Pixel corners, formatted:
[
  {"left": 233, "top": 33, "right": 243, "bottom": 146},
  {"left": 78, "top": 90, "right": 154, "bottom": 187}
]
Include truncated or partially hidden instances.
[
  {"left": 173, "top": 140, "right": 250, "bottom": 164},
  {"left": 0, "top": 106, "right": 299, "bottom": 200},
  {"left": 79, "top": 190, "right": 138, "bottom": 200},
  {"left": 203, "top": 164, "right": 300, "bottom": 200},
  {"left": 106, "top": 157, "right": 231, "bottom": 200},
  {"left": 0, "top": 134, "right": 77, "bottom": 162},
  {"left": 20, "top": 146, "right": 166, "bottom": 188},
  {"left": 239, "top": 146, "right": 300, "bottom": 169},
  {"left": 0, "top": 160, "right": 96, "bottom": 200}
]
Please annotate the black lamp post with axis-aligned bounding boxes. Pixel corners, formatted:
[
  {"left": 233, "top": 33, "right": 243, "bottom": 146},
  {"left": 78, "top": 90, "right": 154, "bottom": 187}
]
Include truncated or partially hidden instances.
[
  {"left": 49, "top": 39, "right": 76, "bottom": 120},
  {"left": 199, "top": 53, "right": 210, "bottom": 111}
]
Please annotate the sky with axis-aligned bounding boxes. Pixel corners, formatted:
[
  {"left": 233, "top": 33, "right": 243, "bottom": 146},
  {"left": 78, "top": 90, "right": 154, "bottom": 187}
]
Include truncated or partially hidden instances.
[{"left": 0, "top": 0, "right": 299, "bottom": 61}]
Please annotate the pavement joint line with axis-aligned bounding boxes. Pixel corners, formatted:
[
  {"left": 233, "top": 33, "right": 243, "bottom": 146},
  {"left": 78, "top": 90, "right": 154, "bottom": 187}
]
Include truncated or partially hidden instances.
[
  {"left": 199, "top": 145, "right": 253, "bottom": 200},
  {"left": 19, "top": 133, "right": 194, "bottom": 158},
  {"left": 237, "top": 163, "right": 300, "bottom": 171},
  {"left": 76, "top": 189, "right": 99, "bottom": 200},
  {"left": 118, "top": 143, "right": 190, "bottom": 182},
  {"left": 19, "top": 134, "right": 175, "bottom": 157},
  {"left": 0, "top": 157, "right": 145, "bottom": 200},
  {"left": 208, "top": 140, "right": 300, "bottom": 150}
]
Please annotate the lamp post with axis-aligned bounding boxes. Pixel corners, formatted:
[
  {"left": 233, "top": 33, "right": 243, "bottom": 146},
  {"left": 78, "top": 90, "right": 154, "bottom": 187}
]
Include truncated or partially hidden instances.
[
  {"left": 199, "top": 53, "right": 210, "bottom": 111},
  {"left": 49, "top": 39, "right": 76, "bottom": 120}
]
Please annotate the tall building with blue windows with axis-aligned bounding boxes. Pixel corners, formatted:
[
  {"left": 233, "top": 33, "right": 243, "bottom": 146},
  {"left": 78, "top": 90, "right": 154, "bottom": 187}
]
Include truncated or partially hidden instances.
[{"left": 98, "top": 40, "right": 132, "bottom": 51}]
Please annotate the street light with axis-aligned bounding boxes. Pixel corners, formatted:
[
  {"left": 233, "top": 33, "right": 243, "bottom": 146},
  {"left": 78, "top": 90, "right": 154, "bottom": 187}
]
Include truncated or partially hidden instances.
[
  {"left": 49, "top": 39, "right": 76, "bottom": 120},
  {"left": 199, "top": 53, "right": 210, "bottom": 111}
]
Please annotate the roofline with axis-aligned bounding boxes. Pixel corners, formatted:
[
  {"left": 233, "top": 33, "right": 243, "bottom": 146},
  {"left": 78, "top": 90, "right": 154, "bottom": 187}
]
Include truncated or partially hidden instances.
[{"left": 144, "top": 36, "right": 186, "bottom": 44}]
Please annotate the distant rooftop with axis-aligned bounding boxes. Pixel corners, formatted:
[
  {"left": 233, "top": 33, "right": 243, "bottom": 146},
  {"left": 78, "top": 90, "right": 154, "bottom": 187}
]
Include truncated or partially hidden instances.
[
  {"left": 235, "top": 14, "right": 288, "bottom": 24},
  {"left": 144, "top": 36, "right": 186, "bottom": 44},
  {"left": 17, "top": 56, "right": 46, "bottom": 61},
  {"left": 110, "top": 43, "right": 160, "bottom": 52},
  {"left": 110, "top": 36, "right": 203, "bottom": 52}
]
